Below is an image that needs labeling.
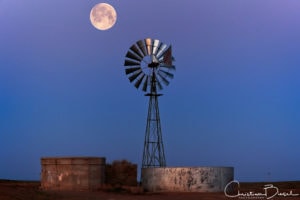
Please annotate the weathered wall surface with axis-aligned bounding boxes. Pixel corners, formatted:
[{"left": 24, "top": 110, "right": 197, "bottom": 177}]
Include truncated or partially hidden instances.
[
  {"left": 142, "top": 167, "right": 234, "bottom": 192},
  {"left": 41, "top": 157, "right": 105, "bottom": 190},
  {"left": 105, "top": 160, "right": 137, "bottom": 186}
]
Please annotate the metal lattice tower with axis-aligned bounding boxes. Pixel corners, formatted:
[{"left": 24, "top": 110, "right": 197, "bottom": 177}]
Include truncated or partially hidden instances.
[
  {"left": 123, "top": 38, "right": 175, "bottom": 168},
  {"left": 142, "top": 71, "right": 166, "bottom": 167}
]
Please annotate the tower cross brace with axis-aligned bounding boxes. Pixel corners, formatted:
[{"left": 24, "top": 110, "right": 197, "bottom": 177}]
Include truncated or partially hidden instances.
[{"left": 142, "top": 71, "right": 166, "bottom": 168}]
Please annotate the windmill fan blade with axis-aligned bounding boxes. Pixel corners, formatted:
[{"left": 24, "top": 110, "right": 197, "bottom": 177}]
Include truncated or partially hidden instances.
[
  {"left": 128, "top": 70, "right": 142, "bottom": 82},
  {"left": 157, "top": 72, "right": 170, "bottom": 86},
  {"left": 142, "top": 76, "right": 149, "bottom": 92},
  {"left": 124, "top": 38, "right": 175, "bottom": 92},
  {"left": 158, "top": 45, "right": 172, "bottom": 67},
  {"left": 152, "top": 39, "right": 160, "bottom": 55},
  {"left": 130, "top": 44, "right": 144, "bottom": 59},
  {"left": 145, "top": 38, "right": 153, "bottom": 55},
  {"left": 126, "top": 51, "right": 142, "bottom": 62},
  {"left": 160, "top": 65, "right": 176, "bottom": 71},
  {"left": 152, "top": 73, "right": 163, "bottom": 90},
  {"left": 154, "top": 42, "right": 163, "bottom": 56},
  {"left": 137, "top": 40, "right": 147, "bottom": 56},
  {"left": 156, "top": 79, "right": 163, "bottom": 90},
  {"left": 125, "top": 67, "right": 141, "bottom": 75},
  {"left": 159, "top": 69, "right": 174, "bottom": 79},
  {"left": 124, "top": 59, "right": 140, "bottom": 66},
  {"left": 134, "top": 74, "right": 145, "bottom": 89},
  {"left": 156, "top": 43, "right": 167, "bottom": 58}
]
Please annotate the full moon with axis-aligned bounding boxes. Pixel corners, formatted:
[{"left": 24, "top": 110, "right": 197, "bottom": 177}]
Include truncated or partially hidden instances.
[{"left": 90, "top": 3, "right": 117, "bottom": 31}]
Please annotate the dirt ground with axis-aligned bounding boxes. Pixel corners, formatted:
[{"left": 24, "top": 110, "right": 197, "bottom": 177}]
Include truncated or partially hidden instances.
[{"left": 0, "top": 179, "right": 299, "bottom": 200}]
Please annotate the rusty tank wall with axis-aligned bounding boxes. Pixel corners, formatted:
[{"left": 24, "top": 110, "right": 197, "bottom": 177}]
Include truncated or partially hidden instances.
[
  {"left": 41, "top": 157, "right": 105, "bottom": 190},
  {"left": 142, "top": 167, "right": 234, "bottom": 192}
]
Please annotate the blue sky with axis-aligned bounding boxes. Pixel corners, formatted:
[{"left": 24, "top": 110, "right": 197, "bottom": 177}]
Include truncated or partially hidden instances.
[{"left": 0, "top": 0, "right": 299, "bottom": 181}]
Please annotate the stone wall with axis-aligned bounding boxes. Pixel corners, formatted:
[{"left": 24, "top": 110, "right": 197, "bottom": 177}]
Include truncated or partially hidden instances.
[
  {"left": 142, "top": 167, "right": 234, "bottom": 192},
  {"left": 41, "top": 157, "right": 105, "bottom": 190},
  {"left": 105, "top": 160, "right": 137, "bottom": 186}
]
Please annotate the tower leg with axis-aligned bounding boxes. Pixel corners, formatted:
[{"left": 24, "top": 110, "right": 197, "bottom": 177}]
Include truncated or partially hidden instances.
[{"left": 142, "top": 94, "right": 166, "bottom": 168}]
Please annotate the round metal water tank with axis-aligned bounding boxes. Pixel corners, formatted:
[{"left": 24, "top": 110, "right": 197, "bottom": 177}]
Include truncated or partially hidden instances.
[
  {"left": 142, "top": 166, "right": 234, "bottom": 192},
  {"left": 41, "top": 157, "right": 105, "bottom": 190}
]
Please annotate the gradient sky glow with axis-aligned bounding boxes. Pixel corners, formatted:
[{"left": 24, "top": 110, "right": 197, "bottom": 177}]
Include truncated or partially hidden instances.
[{"left": 0, "top": 0, "right": 300, "bottom": 181}]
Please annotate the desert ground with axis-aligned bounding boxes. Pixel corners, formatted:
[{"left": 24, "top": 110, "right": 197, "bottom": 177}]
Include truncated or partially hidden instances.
[{"left": 0, "top": 179, "right": 299, "bottom": 200}]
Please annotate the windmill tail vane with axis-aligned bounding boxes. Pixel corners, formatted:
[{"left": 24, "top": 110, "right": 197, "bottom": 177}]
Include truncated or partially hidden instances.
[{"left": 162, "top": 45, "right": 174, "bottom": 67}]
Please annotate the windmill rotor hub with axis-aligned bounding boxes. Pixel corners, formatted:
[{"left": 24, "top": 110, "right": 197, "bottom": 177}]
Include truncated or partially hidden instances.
[
  {"left": 124, "top": 38, "right": 175, "bottom": 93},
  {"left": 148, "top": 61, "right": 160, "bottom": 68}
]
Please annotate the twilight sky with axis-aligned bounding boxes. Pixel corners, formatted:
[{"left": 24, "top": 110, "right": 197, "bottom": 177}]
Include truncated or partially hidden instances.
[{"left": 0, "top": 0, "right": 299, "bottom": 181}]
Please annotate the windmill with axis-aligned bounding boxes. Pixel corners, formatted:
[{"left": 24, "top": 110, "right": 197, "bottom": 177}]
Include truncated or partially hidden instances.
[{"left": 123, "top": 38, "right": 175, "bottom": 168}]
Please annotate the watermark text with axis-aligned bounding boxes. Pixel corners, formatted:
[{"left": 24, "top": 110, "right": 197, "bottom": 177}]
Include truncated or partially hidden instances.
[{"left": 224, "top": 180, "right": 299, "bottom": 199}]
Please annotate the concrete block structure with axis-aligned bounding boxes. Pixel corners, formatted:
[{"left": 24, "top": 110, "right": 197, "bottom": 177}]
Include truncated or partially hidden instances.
[
  {"left": 41, "top": 157, "right": 105, "bottom": 190},
  {"left": 142, "top": 167, "right": 234, "bottom": 192}
]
